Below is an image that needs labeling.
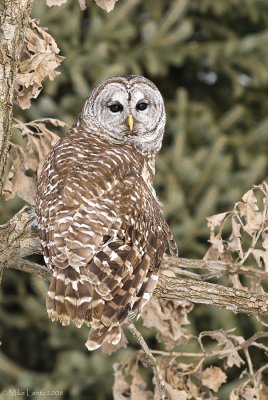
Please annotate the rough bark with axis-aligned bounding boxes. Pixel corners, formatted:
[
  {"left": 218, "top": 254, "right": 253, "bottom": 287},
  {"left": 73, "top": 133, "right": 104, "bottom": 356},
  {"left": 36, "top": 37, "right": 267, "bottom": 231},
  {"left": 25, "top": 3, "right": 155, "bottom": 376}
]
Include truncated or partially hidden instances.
[
  {"left": 155, "top": 275, "right": 268, "bottom": 316},
  {"left": 2, "top": 207, "right": 268, "bottom": 318},
  {"left": 0, "top": 207, "right": 41, "bottom": 262},
  {"left": 0, "top": 0, "right": 33, "bottom": 193}
]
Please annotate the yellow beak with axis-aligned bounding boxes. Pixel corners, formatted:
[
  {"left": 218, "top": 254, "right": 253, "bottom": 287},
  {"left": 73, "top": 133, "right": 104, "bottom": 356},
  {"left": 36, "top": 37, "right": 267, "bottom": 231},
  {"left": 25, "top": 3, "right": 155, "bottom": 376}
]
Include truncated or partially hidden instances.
[{"left": 127, "top": 115, "right": 134, "bottom": 131}]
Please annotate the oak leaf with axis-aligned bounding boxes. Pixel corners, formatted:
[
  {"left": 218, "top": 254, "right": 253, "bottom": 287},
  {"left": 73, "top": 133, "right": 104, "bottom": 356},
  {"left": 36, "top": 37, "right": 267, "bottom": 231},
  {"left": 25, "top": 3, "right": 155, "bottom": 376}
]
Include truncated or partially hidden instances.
[
  {"left": 14, "top": 19, "right": 64, "bottom": 109},
  {"left": 113, "top": 363, "right": 131, "bottom": 400},
  {"left": 201, "top": 366, "right": 227, "bottom": 392},
  {"left": 46, "top": 0, "right": 67, "bottom": 5},
  {"left": 200, "top": 329, "right": 244, "bottom": 368},
  {"left": 3, "top": 149, "right": 36, "bottom": 205},
  {"left": 142, "top": 298, "right": 192, "bottom": 350},
  {"left": 95, "top": 0, "right": 119, "bottom": 12}
]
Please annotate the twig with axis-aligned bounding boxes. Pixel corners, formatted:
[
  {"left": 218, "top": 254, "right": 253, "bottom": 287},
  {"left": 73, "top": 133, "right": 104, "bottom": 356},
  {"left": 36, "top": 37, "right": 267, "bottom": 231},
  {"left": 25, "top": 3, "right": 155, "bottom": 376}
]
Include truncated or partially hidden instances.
[
  {"left": 151, "top": 331, "right": 268, "bottom": 359},
  {"left": 162, "top": 256, "right": 268, "bottom": 281},
  {"left": 125, "top": 320, "right": 167, "bottom": 400},
  {"left": 0, "top": 265, "right": 3, "bottom": 285},
  {"left": 8, "top": 259, "right": 50, "bottom": 281}
]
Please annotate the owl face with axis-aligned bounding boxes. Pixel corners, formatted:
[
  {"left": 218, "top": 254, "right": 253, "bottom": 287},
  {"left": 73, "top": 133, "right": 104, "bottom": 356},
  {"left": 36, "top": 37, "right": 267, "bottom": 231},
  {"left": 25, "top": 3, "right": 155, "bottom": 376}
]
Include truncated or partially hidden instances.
[{"left": 80, "top": 76, "right": 166, "bottom": 153}]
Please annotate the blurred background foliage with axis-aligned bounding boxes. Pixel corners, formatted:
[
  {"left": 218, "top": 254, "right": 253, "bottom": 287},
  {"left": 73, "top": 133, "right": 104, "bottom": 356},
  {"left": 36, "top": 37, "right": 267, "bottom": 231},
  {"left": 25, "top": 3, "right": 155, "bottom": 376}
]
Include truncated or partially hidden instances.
[{"left": 1, "top": 0, "right": 268, "bottom": 398}]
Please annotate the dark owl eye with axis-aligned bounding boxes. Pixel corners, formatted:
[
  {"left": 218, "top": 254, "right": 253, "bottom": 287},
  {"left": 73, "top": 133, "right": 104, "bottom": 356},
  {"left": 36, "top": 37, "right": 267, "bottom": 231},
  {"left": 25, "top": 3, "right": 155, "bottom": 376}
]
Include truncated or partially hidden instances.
[
  {"left": 108, "top": 103, "right": 123, "bottom": 113},
  {"left": 136, "top": 102, "right": 148, "bottom": 111}
]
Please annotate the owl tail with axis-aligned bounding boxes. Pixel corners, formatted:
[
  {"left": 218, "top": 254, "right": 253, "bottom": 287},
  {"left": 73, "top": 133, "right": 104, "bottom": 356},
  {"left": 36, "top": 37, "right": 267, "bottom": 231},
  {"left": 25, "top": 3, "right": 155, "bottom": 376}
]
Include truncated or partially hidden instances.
[
  {"left": 85, "top": 325, "right": 122, "bottom": 351},
  {"left": 46, "top": 266, "right": 94, "bottom": 328}
]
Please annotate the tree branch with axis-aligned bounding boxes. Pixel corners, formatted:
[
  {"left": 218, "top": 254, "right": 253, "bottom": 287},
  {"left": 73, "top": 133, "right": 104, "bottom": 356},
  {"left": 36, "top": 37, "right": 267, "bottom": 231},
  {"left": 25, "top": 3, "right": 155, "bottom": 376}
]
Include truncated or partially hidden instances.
[
  {"left": 2, "top": 208, "right": 268, "bottom": 318},
  {"left": 0, "top": 0, "right": 34, "bottom": 193},
  {"left": 154, "top": 274, "right": 268, "bottom": 316}
]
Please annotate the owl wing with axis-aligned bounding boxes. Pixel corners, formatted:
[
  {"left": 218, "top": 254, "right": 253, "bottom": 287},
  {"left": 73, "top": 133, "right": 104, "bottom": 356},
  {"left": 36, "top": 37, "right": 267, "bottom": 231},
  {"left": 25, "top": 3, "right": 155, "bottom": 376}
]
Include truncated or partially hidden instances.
[
  {"left": 43, "top": 172, "right": 121, "bottom": 325},
  {"left": 43, "top": 169, "right": 170, "bottom": 349},
  {"left": 84, "top": 175, "right": 170, "bottom": 349}
]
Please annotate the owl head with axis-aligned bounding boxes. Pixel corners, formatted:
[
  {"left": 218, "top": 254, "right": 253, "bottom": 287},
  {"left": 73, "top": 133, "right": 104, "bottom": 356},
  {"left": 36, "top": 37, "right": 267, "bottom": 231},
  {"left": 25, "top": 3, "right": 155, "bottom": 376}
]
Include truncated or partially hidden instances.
[{"left": 78, "top": 75, "right": 166, "bottom": 153}]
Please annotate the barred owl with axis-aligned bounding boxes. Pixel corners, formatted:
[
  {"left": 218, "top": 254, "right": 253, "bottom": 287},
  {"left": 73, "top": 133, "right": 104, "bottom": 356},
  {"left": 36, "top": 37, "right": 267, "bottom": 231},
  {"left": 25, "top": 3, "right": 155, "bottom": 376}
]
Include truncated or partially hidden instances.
[{"left": 36, "top": 75, "right": 177, "bottom": 350}]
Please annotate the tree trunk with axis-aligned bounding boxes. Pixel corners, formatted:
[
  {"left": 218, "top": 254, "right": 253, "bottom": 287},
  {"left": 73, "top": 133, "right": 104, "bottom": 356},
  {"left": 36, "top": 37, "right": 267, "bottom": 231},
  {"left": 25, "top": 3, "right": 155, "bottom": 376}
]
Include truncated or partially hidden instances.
[{"left": 0, "top": 0, "right": 33, "bottom": 192}]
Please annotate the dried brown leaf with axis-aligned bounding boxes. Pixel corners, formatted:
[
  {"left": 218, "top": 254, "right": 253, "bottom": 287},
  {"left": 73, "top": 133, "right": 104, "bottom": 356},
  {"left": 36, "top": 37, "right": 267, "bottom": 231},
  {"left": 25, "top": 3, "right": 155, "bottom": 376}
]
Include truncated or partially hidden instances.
[
  {"left": 78, "top": 0, "right": 86, "bottom": 9},
  {"left": 113, "top": 359, "right": 154, "bottom": 400},
  {"left": 165, "top": 363, "right": 184, "bottom": 389},
  {"left": 205, "top": 184, "right": 268, "bottom": 267},
  {"left": 3, "top": 149, "right": 36, "bottom": 205},
  {"left": 46, "top": 0, "right": 68, "bottom": 6},
  {"left": 47, "top": 0, "right": 119, "bottom": 10},
  {"left": 95, "top": 0, "right": 119, "bottom": 12},
  {"left": 204, "top": 231, "right": 232, "bottom": 262},
  {"left": 228, "top": 216, "right": 243, "bottom": 256},
  {"left": 251, "top": 249, "right": 268, "bottom": 271},
  {"left": 230, "top": 391, "right": 239, "bottom": 400},
  {"left": 14, "top": 19, "right": 64, "bottom": 109},
  {"left": 203, "top": 246, "right": 222, "bottom": 261},
  {"left": 207, "top": 212, "right": 229, "bottom": 231},
  {"left": 205, "top": 213, "right": 230, "bottom": 260},
  {"left": 229, "top": 273, "right": 245, "bottom": 290},
  {"left": 238, "top": 189, "right": 262, "bottom": 234},
  {"left": 156, "top": 358, "right": 203, "bottom": 399},
  {"left": 186, "top": 378, "right": 203, "bottom": 400},
  {"left": 248, "top": 275, "right": 264, "bottom": 293},
  {"left": 208, "top": 234, "right": 225, "bottom": 254},
  {"left": 130, "top": 363, "right": 153, "bottom": 400},
  {"left": 157, "top": 383, "right": 187, "bottom": 400},
  {"left": 231, "top": 384, "right": 261, "bottom": 400},
  {"left": 142, "top": 298, "right": 192, "bottom": 350},
  {"left": 113, "top": 362, "right": 130, "bottom": 400},
  {"left": 262, "top": 232, "right": 268, "bottom": 250},
  {"left": 47, "top": 0, "right": 86, "bottom": 9},
  {"left": 13, "top": 118, "right": 63, "bottom": 177},
  {"left": 200, "top": 330, "right": 244, "bottom": 368},
  {"left": 201, "top": 366, "right": 227, "bottom": 392},
  {"left": 260, "top": 383, "right": 268, "bottom": 400},
  {"left": 3, "top": 119, "right": 64, "bottom": 204}
]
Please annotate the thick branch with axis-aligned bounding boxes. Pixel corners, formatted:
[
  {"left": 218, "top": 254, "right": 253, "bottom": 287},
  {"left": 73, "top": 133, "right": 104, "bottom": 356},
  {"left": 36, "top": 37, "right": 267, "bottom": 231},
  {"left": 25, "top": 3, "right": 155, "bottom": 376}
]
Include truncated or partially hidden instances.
[
  {"left": 2, "top": 208, "right": 268, "bottom": 317},
  {"left": 154, "top": 275, "right": 268, "bottom": 316},
  {"left": 0, "top": 0, "right": 33, "bottom": 192}
]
